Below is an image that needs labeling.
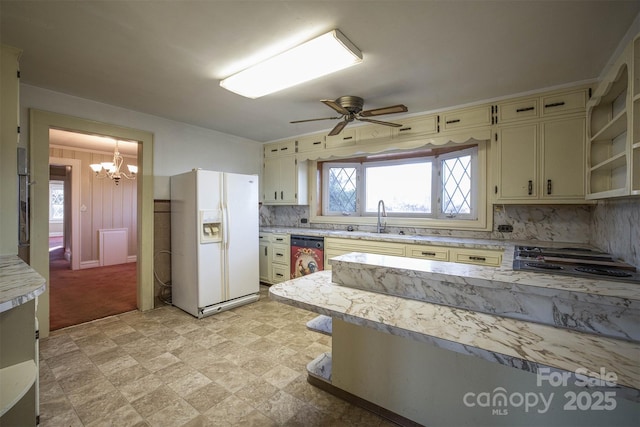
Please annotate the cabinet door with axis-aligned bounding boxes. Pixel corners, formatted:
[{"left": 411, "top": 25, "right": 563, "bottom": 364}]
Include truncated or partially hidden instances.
[
  {"left": 326, "top": 128, "right": 357, "bottom": 148},
  {"left": 496, "top": 98, "right": 538, "bottom": 124},
  {"left": 541, "top": 90, "right": 587, "bottom": 117},
  {"left": 441, "top": 105, "right": 492, "bottom": 132},
  {"left": 296, "top": 134, "right": 324, "bottom": 152},
  {"left": 356, "top": 124, "right": 392, "bottom": 143},
  {"left": 541, "top": 117, "right": 586, "bottom": 200},
  {"left": 258, "top": 237, "right": 271, "bottom": 283},
  {"left": 496, "top": 123, "right": 538, "bottom": 199},
  {"left": 279, "top": 156, "right": 298, "bottom": 203},
  {"left": 262, "top": 157, "right": 279, "bottom": 203},
  {"left": 392, "top": 114, "right": 439, "bottom": 139}
]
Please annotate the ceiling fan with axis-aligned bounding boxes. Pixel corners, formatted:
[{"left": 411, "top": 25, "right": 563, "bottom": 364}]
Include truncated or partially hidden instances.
[{"left": 290, "top": 96, "right": 408, "bottom": 136}]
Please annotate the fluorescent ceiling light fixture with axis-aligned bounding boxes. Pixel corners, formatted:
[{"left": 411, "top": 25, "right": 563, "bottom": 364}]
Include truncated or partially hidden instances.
[{"left": 220, "top": 29, "right": 363, "bottom": 98}]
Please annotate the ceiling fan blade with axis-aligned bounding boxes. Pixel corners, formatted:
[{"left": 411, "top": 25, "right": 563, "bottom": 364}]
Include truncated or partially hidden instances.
[
  {"left": 357, "top": 117, "right": 403, "bottom": 127},
  {"left": 328, "top": 120, "right": 349, "bottom": 136},
  {"left": 359, "top": 104, "right": 408, "bottom": 117},
  {"left": 290, "top": 116, "right": 341, "bottom": 124},
  {"left": 321, "top": 99, "right": 351, "bottom": 116}
]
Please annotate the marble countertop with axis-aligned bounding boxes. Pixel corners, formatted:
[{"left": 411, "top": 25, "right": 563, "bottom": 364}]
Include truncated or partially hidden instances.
[
  {"left": 269, "top": 271, "right": 640, "bottom": 397},
  {"left": 261, "top": 227, "right": 640, "bottom": 302},
  {"left": 0, "top": 256, "right": 46, "bottom": 313}
]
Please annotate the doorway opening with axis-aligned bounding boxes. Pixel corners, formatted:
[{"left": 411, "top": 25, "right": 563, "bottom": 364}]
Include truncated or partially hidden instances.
[
  {"left": 31, "top": 109, "right": 154, "bottom": 338},
  {"left": 48, "top": 132, "right": 139, "bottom": 330}
]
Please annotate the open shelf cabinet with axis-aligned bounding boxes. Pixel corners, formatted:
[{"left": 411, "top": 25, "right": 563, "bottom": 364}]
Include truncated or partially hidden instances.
[{"left": 586, "top": 32, "right": 640, "bottom": 199}]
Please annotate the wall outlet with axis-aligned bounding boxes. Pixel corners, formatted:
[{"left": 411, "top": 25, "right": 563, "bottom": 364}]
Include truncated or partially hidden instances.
[
  {"left": 497, "top": 224, "right": 513, "bottom": 233},
  {"left": 300, "top": 218, "right": 308, "bottom": 224}
]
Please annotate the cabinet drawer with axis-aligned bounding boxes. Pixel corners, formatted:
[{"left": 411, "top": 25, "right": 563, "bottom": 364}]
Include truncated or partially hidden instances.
[
  {"left": 270, "top": 234, "right": 290, "bottom": 245},
  {"left": 441, "top": 105, "right": 492, "bottom": 132},
  {"left": 271, "top": 243, "right": 289, "bottom": 264},
  {"left": 392, "top": 115, "right": 439, "bottom": 138},
  {"left": 272, "top": 264, "right": 289, "bottom": 283},
  {"left": 326, "top": 128, "right": 357, "bottom": 148},
  {"left": 325, "top": 238, "right": 405, "bottom": 257},
  {"left": 451, "top": 249, "right": 502, "bottom": 267},
  {"left": 497, "top": 98, "right": 539, "bottom": 123},
  {"left": 296, "top": 134, "right": 324, "bottom": 152},
  {"left": 357, "top": 124, "right": 392, "bottom": 142},
  {"left": 541, "top": 90, "right": 587, "bottom": 117},
  {"left": 405, "top": 244, "right": 449, "bottom": 261}
]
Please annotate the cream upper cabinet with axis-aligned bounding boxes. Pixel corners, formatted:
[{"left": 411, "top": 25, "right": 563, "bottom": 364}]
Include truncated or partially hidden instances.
[
  {"left": 496, "top": 97, "right": 539, "bottom": 124},
  {"left": 296, "top": 134, "right": 325, "bottom": 153},
  {"left": 391, "top": 114, "right": 439, "bottom": 139},
  {"left": 325, "top": 128, "right": 357, "bottom": 149},
  {"left": 356, "top": 124, "right": 392, "bottom": 143},
  {"left": 495, "top": 116, "right": 586, "bottom": 203},
  {"left": 586, "top": 32, "right": 640, "bottom": 199},
  {"left": 441, "top": 105, "right": 492, "bottom": 132},
  {"left": 541, "top": 116, "right": 586, "bottom": 200},
  {"left": 264, "top": 139, "right": 295, "bottom": 158},
  {"left": 262, "top": 155, "right": 308, "bottom": 205},
  {"left": 495, "top": 123, "right": 539, "bottom": 199},
  {"left": 540, "top": 89, "right": 587, "bottom": 117},
  {"left": 494, "top": 86, "right": 589, "bottom": 203}
]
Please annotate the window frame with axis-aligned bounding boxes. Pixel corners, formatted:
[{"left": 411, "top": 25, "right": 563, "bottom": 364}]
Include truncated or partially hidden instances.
[
  {"left": 435, "top": 146, "right": 478, "bottom": 220},
  {"left": 321, "top": 146, "right": 478, "bottom": 220}
]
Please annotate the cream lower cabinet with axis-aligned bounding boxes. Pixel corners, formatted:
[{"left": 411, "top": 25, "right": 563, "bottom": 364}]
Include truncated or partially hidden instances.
[
  {"left": 495, "top": 116, "right": 586, "bottom": 203},
  {"left": 449, "top": 247, "right": 502, "bottom": 267},
  {"left": 258, "top": 233, "right": 290, "bottom": 284},
  {"left": 325, "top": 237, "right": 503, "bottom": 269},
  {"left": 324, "top": 238, "right": 405, "bottom": 270},
  {"left": 270, "top": 234, "right": 290, "bottom": 284},
  {"left": 258, "top": 233, "right": 271, "bottom": 283}
]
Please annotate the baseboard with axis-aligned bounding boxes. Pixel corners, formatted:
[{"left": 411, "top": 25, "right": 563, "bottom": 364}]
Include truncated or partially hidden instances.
[
  {"left": 80, "top": 260, "right": 100, "bottom": 269},
  {"left": 127, "top": 255, "right": 137, "bottom": 263},
  {"left": 307, "top": 374, "right": 423, "bottom": 427}
]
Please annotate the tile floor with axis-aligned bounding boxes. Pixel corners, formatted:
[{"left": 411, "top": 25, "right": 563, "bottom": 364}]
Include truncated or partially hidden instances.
[{"left": 39, "top": 285, "right": 396, "bottom": 426}]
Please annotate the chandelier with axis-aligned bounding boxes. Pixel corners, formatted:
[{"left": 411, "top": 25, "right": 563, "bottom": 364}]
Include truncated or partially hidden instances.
[{"left": 89, "top": 140, "right": 138, "bottom": 185}]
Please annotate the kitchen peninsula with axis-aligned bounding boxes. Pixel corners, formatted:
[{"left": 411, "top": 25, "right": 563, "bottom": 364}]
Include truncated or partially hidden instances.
[
  {"left": 0, "top": 256, "right": 45, "bottom": 426},
  {"left": 269, "top": 237, "right": 640, "bottom": 427}
]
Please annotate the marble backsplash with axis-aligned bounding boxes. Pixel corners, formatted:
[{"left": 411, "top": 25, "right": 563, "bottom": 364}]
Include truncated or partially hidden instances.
[
  {"left": 591, "top": 198, "right": 640, "bottom": 269},
  {"left": 260, "top": 204, "right": 593, "bottom": 243}
]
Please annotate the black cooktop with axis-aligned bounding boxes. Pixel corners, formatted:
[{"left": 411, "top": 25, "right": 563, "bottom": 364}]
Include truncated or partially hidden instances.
[{"left": 512, "top": 246, "right": 640, "bottom": 284}]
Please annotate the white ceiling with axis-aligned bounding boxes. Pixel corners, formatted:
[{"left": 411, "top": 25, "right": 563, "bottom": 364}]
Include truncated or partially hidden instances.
[{"left": 2, "top": 1, "right": 639, "bottom": 143}]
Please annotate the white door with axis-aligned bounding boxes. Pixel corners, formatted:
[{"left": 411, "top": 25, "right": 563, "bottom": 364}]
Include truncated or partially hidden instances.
[
  {"left": 196, "top": 170, "right": 223, "bottom": 307},
  {"left": 224, "top": 172, "right": 259, "bottom": 300}
]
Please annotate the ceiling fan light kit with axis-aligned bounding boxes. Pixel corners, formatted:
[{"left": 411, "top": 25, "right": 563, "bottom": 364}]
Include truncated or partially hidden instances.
[
  {"left": 220, "top": 29, "right": 363, "bottom": 99},
  {"left": 291, "top": 95, "right": 408, "bottom": 136}
]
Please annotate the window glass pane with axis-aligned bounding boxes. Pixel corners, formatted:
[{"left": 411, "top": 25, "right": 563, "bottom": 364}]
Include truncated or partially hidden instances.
[
  {"left": 365, "top": 162, "right": 431, "bottom": 213},
  {"left": 442, "top": 154, "right": 471, "bottom": 215},
  {"left": 327, "top": 167, "right": 357, "bottom": 213},
  {"left": 49, "top": 181, "right": 64, "bottom": 221}
]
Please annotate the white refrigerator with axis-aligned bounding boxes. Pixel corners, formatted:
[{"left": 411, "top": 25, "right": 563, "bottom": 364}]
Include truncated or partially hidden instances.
[{"left": 170, "top": 169, "right": 259, "bottom": 318}]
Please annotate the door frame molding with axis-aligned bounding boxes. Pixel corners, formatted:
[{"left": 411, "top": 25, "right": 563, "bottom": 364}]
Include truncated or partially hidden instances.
[
  {"left": 49, "top": 157, "right": 81, "bottom": 271},
  {"left": 31, "top": 109, "right": 154, "bottom": 337}
]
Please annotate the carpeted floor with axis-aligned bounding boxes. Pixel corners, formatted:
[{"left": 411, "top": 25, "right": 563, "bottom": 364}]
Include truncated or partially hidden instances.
[{"left": 49, "top": 238, "right": 137, "bottom": 330}]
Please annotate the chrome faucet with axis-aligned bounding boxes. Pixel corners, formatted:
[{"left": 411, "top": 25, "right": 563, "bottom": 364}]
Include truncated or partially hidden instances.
[{"left": 377, "top": 199, "right": 387, "bottom": 233}]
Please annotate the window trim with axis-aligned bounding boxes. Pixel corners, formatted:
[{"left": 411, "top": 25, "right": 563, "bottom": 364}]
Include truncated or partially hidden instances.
[
  {"left": 436, "top": 146, "right": 477, "bottom": 220},
  {"left": 310, "top": 140, "right": 491, "bottom": 231}
]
